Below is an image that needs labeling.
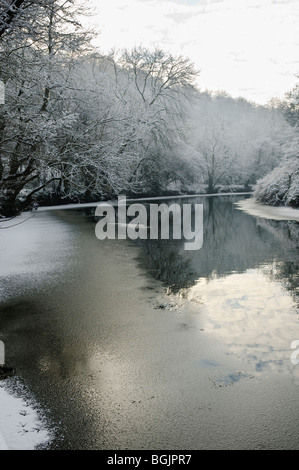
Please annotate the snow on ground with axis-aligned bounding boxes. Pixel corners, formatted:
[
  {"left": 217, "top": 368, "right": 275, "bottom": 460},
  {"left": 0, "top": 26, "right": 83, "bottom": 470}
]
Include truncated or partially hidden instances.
[
  {"left": 0, "top": 382, "right": 51, "bottom": 450},
  {"left": 235, "top": 197, "right": 299, "bottom": 222}
]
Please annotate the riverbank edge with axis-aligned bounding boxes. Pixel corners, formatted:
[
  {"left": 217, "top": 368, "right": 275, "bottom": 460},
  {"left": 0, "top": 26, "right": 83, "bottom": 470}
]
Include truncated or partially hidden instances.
[
  {"left": 35, "top": 192, "right": 253, "bottom": 212},
  {"left": 235, "top": 197, "right": 299, "bottom": 222}
]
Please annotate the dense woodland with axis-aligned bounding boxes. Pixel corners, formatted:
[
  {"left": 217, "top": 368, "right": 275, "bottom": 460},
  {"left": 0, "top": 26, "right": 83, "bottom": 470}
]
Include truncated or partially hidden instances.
[{"left": 0, "top": 0, "right": 298, "bottom": 218}]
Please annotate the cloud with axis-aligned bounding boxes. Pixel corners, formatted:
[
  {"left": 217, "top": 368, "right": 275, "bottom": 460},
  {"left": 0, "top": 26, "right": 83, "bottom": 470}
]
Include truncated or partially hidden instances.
[
  {"left": 271, "top": 0, "right": 298, "bottom": 4},
  {"left": 165, "top": 11, "right": 200, "bottom": 23}
]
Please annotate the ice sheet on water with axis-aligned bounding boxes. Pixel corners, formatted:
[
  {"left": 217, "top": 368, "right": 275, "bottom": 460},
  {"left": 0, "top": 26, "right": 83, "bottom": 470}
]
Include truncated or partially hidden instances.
[{"left": 235, "top": 197, "right": 299, "bottom": 222}]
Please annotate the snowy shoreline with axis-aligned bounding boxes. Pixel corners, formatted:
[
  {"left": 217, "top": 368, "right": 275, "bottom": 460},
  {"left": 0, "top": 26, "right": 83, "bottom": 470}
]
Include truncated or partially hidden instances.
[
  {"left": 35, "top": 192, "right": 252, "bottom": 211},
  {"left": 235, "top": 197, "right": 299, "bottom": 222},
  {"left": 0, "top": 382, "right": 51, "bottom": 450}
]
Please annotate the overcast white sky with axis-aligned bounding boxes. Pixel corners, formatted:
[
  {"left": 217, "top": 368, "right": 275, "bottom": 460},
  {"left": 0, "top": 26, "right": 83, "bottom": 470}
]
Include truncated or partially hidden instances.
[{"left": 89, "top": 0, "right": 299, "bottom": 105}]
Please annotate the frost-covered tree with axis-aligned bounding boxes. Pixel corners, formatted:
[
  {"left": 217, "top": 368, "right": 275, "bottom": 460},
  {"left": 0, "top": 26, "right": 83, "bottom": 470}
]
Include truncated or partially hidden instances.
[
  {"left": 99, "top": 47, "right": 200, "bottom": 195},
  {"left": 0, "top": 0, "right": 33, "bottom": 38},
  {"left": 254, "top": 81, "right": 299, "bottom": 208},
  {"left": 254, "top": 132, "right": 299, "bottom": 207},
  {"left": 185, "top": 91, "right": 284, "bottom": 192},
  {"left": 195, "top": 119, "right": 238, "bottom": 193},
  {"left": 282, "top": 81, "right": 299, "bottom": 128},
  {"left": 0, "top": 0, "right": 95, "bottom": 216}
]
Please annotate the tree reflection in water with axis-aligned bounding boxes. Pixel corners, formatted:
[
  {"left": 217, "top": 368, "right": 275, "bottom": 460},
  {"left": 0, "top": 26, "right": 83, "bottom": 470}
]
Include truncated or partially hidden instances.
[{"left": 132, "top": 196, "right": 299, "bottom": 312}]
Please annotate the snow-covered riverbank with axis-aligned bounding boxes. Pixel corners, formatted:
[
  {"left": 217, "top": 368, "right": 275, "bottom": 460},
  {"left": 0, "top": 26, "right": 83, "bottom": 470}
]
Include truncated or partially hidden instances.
[
  {"left": 235, "top": 197, "right": 299, "bottom": 222},
  {"left": 0, "top": 383, "right": 50, "bottom": 450}
]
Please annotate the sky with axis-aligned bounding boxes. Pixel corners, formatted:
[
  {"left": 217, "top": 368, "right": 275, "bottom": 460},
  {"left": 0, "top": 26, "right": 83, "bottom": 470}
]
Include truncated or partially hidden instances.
[{"left": 89, "top": 0, "right": 299, "bottom": 105}]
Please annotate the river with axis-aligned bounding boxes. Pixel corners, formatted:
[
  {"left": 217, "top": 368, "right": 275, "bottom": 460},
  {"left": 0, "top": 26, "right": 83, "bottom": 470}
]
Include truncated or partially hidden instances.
[{"left": 0, "top": 194, "right": 298, "bottom": 449}]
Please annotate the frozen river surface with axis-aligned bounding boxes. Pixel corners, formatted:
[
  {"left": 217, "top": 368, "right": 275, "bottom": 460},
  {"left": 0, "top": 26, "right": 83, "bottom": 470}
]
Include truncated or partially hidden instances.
[{"left": 0, "top": 195, "right": 298, "bottom": 450}]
